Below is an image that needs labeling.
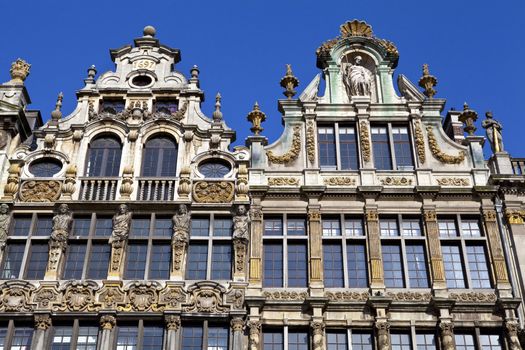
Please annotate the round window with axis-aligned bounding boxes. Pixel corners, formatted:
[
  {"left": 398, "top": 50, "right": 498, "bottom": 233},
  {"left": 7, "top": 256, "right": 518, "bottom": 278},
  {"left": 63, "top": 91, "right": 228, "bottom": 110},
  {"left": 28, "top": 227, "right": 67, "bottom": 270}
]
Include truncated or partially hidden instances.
[
  {"left": 198, "top": 160, "right": 231, "bottom": 178},
  {"left": 131, "top": 75, "right": 153, "bottom": 87},
  {"left": 29, "top": 158, "right": 62, "bottom": 177}
]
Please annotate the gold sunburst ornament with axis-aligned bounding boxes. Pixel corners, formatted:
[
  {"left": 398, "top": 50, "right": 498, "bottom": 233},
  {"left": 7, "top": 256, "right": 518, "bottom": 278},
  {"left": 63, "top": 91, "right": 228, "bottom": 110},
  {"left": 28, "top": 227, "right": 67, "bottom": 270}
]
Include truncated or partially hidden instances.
[{"left": 340, "top": 20, "right": 373, "bottom": 37}]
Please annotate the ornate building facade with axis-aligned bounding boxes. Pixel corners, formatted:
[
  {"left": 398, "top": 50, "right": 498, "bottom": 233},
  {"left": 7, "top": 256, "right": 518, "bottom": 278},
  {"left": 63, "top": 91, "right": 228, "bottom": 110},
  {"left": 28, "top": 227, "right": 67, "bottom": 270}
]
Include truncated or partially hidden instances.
[{"left": 0, "top": 20, "right": 523, "bottom": 350}]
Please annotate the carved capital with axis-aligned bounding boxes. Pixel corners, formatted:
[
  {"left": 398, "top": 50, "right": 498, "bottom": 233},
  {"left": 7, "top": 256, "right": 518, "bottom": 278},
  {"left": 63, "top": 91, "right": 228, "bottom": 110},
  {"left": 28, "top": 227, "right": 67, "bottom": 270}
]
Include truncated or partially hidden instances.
[
  {"left": 506, "top": 209, "right": 525, "bottom": 225},
  {"left": 231, "top": 317, "right": 245, "bottom": 332},
  {"left": 34, "top": 314, "right": 52, "bottom": 330},
  {"left": 308, "top": 209, "right": 321, "bottom": 222},
  {"left": 165, "top": 315, "right": 181, "bottom": 331},
  {"left": 439, "top": 321, "right": 455, "bottom": 350},
  {"left": 483, "top": 209, "right": 497, "bottom": 222},
  {"left": 423, "top": 209, "right": 437, "bottom": 222},
  {"left": 366, "top": 209, "right": 378, "bottom": 222},
  {"left": 100, "top": 315, "right": 116, "bottom": 330}
]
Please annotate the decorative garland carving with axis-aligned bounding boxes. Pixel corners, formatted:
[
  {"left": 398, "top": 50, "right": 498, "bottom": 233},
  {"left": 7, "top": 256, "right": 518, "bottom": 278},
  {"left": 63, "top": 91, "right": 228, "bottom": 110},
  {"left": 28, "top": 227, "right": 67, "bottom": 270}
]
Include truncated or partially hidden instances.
[
  {"left": 263, "top": 291, "right": 308, "bottom": 300},
  {"left": 306, "top": 121, "right": 315, "bottom": 163},
  {"left": 449, "top": 292, "right": 497, "bottom": 303},
  {"left": 19, "top": 180, "right": 61, "bottom": 202},
  {"left": 267, "top": 177, "right": 299, "bottom": 186},
  {"left": 324, "top": 177, "right": 356, "bottom": 186},
  {"left": 379, "top": 177, "right": 413, "bottom": 186},
  {"left": 426, "top": 126, "right": 466, "bottom": 164},
  {"left": 193, "top": 181, "right": 235, "bottom": 203},
  {"left": 386, "top": 291, "right": 432, "bottom": 302},
  {"left": 359, "top": 121, "right": 371, "bottom": 162},
  {"left": 436, "top": 177, "right": 470, "bottom": 186},
  {"left": 415, "top": 121, "right": 426, "bottom": 164},
  {"left": 325, "top": 291, "right": 369, "bottom": 302},
  {"left": 267, "top": 126, "right": 301, "bottom": 164}
]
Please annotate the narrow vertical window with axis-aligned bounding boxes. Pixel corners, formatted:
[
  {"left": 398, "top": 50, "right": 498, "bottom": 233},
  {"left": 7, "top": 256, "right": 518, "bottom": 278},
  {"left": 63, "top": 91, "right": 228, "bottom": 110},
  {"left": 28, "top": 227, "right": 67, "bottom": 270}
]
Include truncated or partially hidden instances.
[
  {"left": 191, "top": 217, "right": 210, "bottom": 236},
  {"left": 479, "top": 334, "right": 503, "bottom": 350},
  {"left": 287, "top": 218, "right": 306, "bottom": 235},
  {"left": 323, "top": 243, "right": 344, "bottom": 287},
  {"left": 63, "top": 243, "right": 86, "bottom": 279},
  {"left": 86, "top": 136, "right": 122, "bottom": 177},
  {"left": 130, "top": 218, "right": 150, "bottom": 237},
  {"left": 391, "top": 332, "right": 412, "bottom": 350},
  {"left": 287, "top": 242, "right": 308, "bottom": 287},
  {"left": 77, "top": 326, "right": 99, "bottom": 349},
  {"left": 322, "top": 218, "right": 341, "bottom": 237},
  {"left": 318, "top": 126, "right": 337, "bottom": 167},
  {"left": 402, "top": 219, "right": 421, "bottom": 236},
  {"left": 347, "top": 243, "right": 368, "bottom": 287},
  {"left": 371, "top": 126, "right": 392, "bottom": 170},
  {"left": 263, "top": 329, "right": 284, "bottom": 350},
  {"left": 416, "top": 333, "right": 437, "bottom": 350},
  {"left": 141, "top": 136, "right": 178, "bottom": 177},
  {"left": 86, "top": 244, "right": 110, "bottom": 279},
  {"left": 441, "top": 244, "right": 466, "bottom": 288},
  {"left": 380, "top": 219, "right": 399, "bottom": 236},
  {"left": 124, "top": 243, "right": 148, "bottom": 279},
  {"left": 73, "top": 217, "right": 92, "bottom": 236},
  {"left": 326, "top": 331, "right": 347, "bottom": 350},
  {"left": 211, "top": 243, "right": 232, "bottom": 280},
  {"left": 467, "top": 245, "right": 491, "bottom": 288},
  {"left": 142, "top": 324, "right": 164, "bottom": 350},
  {"left": 438, "top": 220, "right": 458, "bottom": 238},
  {"left": 153, "top": 217, "right": 172, "bottom": 237},
  {"left": 288, "top": 330, "right": 309, "bottom": 350},
  {"left": 11, "top": 326, "right": 33, "bottom": 350},
  {"left": 34, "top": 215, "right": 53, "bottom": 236},
  {"left": 95, "top": 217, "right": 113, "bottom": 237},
  {"left": 461, "top": 220, "right": 481, "bottom": 237},
  {"left": 116, "top": 325, "right": 138, "bottom": 349},
  {"left": 263, "top": 243, "right": 283, "bottom": 287},
  {"left": 208, "top": 325, "right": 229, "bottom": 350},
  {"left": 1, "top": 243, "right": 25, "bottom": 279},
  {"left": 339, "top": 126, "right": 358, "bottom": 169},
  {"left": 149, "top": 244, "right": 171, "bottom": 279},
  {"left": 12, "top": 216, "right": 32, "bottom": 236},
  {"left": 345, "top": 219, "right": 364, "bottom": 236},
  {"left": 0, "top": 326, "right": 6, "bottom": 349},
  {"left": 351, "top": 332, "right": 374, "bottom": 350},
  {"left": 455, "top": 334, "right": 476, "bottom": 350},
  {"left": 406, "top": 243, "right": 429, "bottom": 288},
  {"left": 182, "top": 325, "right": 203, "bottom": 350},
  {"left": 382, "top": 243, "right": 404, "bottom": 287},
  {"left": 392, "top": 126, "right": 413, "bottom": 168},
  {"left": 213, "top": 218, "right": 233, "bottom": 237},
  {"left": 25, "top": 243, "right": 49, "bottom": 279},
  {"left": 186, "top": 243, "right": 208, "bottom": 280},
  {"left": 51, "top": 326, "right": 73, "bottom": 350},
  {"left": 264, "top": 217, "right": 283, "bottom": 236}
]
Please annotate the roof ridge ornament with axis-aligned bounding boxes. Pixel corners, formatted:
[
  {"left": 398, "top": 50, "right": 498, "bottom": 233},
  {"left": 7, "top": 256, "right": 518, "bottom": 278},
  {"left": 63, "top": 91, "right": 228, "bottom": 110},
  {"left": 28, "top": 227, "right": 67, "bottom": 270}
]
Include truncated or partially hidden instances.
[
  {"left": 8, "top": 58, "right": 31, "bottom": 85},
  {"left": 280, "top": 64, "right": 299, "bottom": 100},
  {"left": 51, "top": 92, "right": 64, "bottom": 121},
  {"left": 459, "top": 103, "right": 479, "bottom": 136},
  {"left": 247, "top": 102, "right": 266, "bottom": 136},
  {"left": 418, "top": 64, "right": 437, "bottom": 99},
  {"left": 340, "top": 20, "right": 373, "bottom": 37},
  {"left": 212, "top": 93, "right": 223, "bottom": 122}
]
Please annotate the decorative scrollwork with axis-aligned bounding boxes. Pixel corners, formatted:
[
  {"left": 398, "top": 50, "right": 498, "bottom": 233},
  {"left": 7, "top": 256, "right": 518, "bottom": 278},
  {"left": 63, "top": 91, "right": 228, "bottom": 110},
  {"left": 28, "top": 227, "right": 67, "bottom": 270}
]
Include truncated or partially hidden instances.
[
  {"left": 379, "top": 177, "right": 413, "bottom": 186},
  {"left": 267, "top": 177, "right": 299, "bottom": 186},
  {"left": 263, "top": 291, "right": 308, "bottom": 300},
  {"left": 306, "top": 121, "right": 315, "bottom": 163},
  {"left": 184, "top": 282, "right": 228, "bottom": 313},
  {"left": 426, "top": 126, "right": 466, "bottom": 164},
  {"left": 19, "top": 180, "right": 61, "bottom": 202},
  {"left": 449, "top": 292, "right": 497, "bottom": 303},
  {"left": 325, "top": 291, "right": 369, "bottom": 302},
  {"left": 386, "top": 291, "right": 431, "bottom": 301},
  {"left": 415, "top": 121, "right": 426, "bottom": 164},
  {"left": 193, "top": 181, "right": 235, "bottom": 203},
  {"left": 267, "top": 126, "right": 301, "bottom": 164},
  {"left": 359, "top": 121, "right": 370, "bottom": 162},
  {"left": 324, "top": 177, "right": 356, "bottom": 186},
  {"left": 436, "top": 177, "right": 470, "bottom": 186}
]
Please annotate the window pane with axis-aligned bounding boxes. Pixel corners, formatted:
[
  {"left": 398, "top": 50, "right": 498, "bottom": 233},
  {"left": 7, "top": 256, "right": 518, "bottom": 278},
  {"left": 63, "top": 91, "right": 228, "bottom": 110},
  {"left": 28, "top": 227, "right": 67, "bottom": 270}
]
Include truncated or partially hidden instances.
[
  {"left": 95, "top": 217, "right": 112, "bottom": 237},
  {"left": 86, "top": 244, "right": 110, "bottom": 279},
  {"left": 288, "top": 243, "right": 308, "bottom": 287},
  {"left": 339, "top": 126, "right": 358, "bottom": 170},
  {"left": 1, "top": 243, "right": 25, "bottom": 279},
  {"left": 73, "top": 217, "right": 92, "bottom": 236},
  {"left": 288, "top": 331, "right": 309, "bottom": 350},
  {"left": 416, "top": 333, "right": 436, "bottom": 350},
  {"left": 142, "top": 325, "right": 164, "bottom": 350},
  {"left": 467, "top": 245, "right": 491, "bottom": 288},
  {"left": 345, "top": 219, "right": 364, "bottom": 236},
  {"left": 318, "top": 126, "right": 337, "bottom": 167},
  {"left": 12, "top": 216, "right": 32, "bottom": 236},
  {"left": 130, "top": 218, "right": 150, "bottom": 237},
  {"left": 352, "top": 332, "right": 373, "bottom": 350},
  {"left": 479, "top": 334, "right": 503, "bottom": 350},
  {"left": 149, "top": 244, "right": 171, "bottom": 279},
  {"left": 323, "top": 243, "right": 344, "bottom": 288},
  {"left": 11, "top": 327, "right": 33, "bottom": 350},
  {"left": 25, "top": 243, "right": 49, "bottom": 279},
  {"left": 186, "top": 243, "right": 208, "bottom": 280},
  {"left": 347, "top": 243, "right": 368, "bottom": 287},
  {"left": 263, "top": 243, "right": 283, "bottom": 287},
  {"left": 208, "top": 325, "right": 229, "bottom": 350},
  {"left": 263, "top": 329, "right": 284, "bottom": 350},
  {"left": 51, "top": 326, "right": 73, "bottom": 350},
  {"left": 211, "top": 243, "right": 232, "bottom": 280},
  {"left": 380, "top": 219, "right": 399, "bottom": 237},
  {"left": 87, "top": 137, "right": 122, "bottom": 177},
  {"left": 76, "top": 326, "right": 99, "bottom": 350},
  {"left": 442, "top": 245, "right": 466, "bottom": 288},
  {"left": 402, "top": 219, "right": 421, "bottom": 236},
  {"left": 213, "top": 218, "right": 232, "bottom": 237},
  {"left": 391, "top": 332, "right": 412, "bottom": 350},
  {"left": 438, "top": 220, "right": 458, "bottom": 238},
  {"left": 326, "top": 331, "right": 347, "bottom": 350},
  {"left": 406, "top": 244, "right": 429, "bottom": 288},
  {"left": 191, "top": 218, "right": 210, "bottom": 237},
  {"left": 34, "top": 216, "right": 53, "bottom": 236},
  {"left": 455, "top": 334, "right": 476, "bottom": 350},
  {"left": 322, "top": 219, "right": 341, "bottom": 237},
  {"left": 154, "top": 217, "right": 172, "bottom": 237},
  {"left": 182, "top": 325, "right": 203, "bottom": 350},
  {"left": 371, "top": 126, "right": 392, "bottom": 170},
  {"left": 382, "top": 244, "right": 404, "bottom": 287},
  {"left": 63, "top": 243, "right": 86, "bottom": 279},
  {"left": 124, "top": 243, "right": 147, "bottom": 279},
  {"left": 392, "top": 126, "right": 413, "bottom": 168},
  {"left": 116, "top": 326, "right": 138, "bottom": 350},
  {"left": 0, "top": 326, "right": 6, "bottom": 350},
  {"left": 142, "top": 136, "right": 178, "bottom": 177},
  {"left": 287, "top": 218, "right": 306, "bottom": 235},
  {"left": 461, "top": 220, "right": 481, "bottom": 237},
  {"left": 264, "top": 218, "right": 283, "bottom": 236}
]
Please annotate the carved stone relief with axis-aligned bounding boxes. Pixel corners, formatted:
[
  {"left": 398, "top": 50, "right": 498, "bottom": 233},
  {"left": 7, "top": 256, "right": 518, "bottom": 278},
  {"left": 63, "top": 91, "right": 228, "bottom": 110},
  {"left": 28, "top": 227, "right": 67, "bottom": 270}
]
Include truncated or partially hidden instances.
[
  {"left": 267, "top": 126, "right": 301, "bottom": 164},
  {"left": 193, "top": 181, "right": 235, "bottom": 203},
  {"left": 19, "top": 180, "right": 62, "bottom": 202}
]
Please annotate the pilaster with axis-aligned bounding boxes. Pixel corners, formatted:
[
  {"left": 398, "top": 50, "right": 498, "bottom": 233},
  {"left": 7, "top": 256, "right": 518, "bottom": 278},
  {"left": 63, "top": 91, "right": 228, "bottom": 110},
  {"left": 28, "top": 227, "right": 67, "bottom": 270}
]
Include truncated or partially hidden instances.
[
  {"left": 32, "top": 313, "right": 51, "bottom": 350},
  {"left": 365, "top": 207, "right": 384, "bottom": 290},
  {"left": 422, "top": 207, "right": 447, "bottom": 293},
  {"left": 308, "top": 206, "right": 323, "bottom": 291},
  {"left": 99, "top": 314, "right": 116, "bottom": 350},
  {"left": 165, "top": 314, "right": 181, "bottom": 350},
  {"left": 248, "top": 205, "right": 263, "bottom": 286},
  {"left": 231, "top": 317, "right": 245, "bottom": 350}
]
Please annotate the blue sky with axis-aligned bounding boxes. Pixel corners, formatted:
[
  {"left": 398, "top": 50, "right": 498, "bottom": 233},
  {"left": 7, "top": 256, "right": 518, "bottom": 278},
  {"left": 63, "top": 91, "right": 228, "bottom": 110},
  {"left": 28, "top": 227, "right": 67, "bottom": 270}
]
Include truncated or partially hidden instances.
[{"left": 2, "top": 0, "right": 524, "bottom": 157}]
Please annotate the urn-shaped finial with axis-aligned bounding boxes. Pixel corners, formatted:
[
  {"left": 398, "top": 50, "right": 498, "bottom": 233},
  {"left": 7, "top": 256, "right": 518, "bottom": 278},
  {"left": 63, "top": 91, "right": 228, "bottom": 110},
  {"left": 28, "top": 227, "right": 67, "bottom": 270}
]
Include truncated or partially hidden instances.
[
  {"left": 212, "top": 93, "right": 223, "bottom": 122},
  {"left": 9, "top": 58, "right": 31, "bottom": 85},
  {"left": 459, "top": 102, "right": 478, "bottom": 136},
  {"left": 418, "top": 64, "right": 437, "bottom": 99},
  {"left": 280, "top": 64, "right": 299, "bottom": 100},
  {"left": 247, "top": 102, "right": 266, "bottom": 135},
  {"left": 51, "top": 92, "right": 64, "bottom": 121}
]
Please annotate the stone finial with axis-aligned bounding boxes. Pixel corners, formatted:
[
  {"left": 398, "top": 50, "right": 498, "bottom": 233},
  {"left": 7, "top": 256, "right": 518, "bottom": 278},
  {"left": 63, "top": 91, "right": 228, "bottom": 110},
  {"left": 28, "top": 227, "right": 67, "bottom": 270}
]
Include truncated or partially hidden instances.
[
  {"left": 212, "top": 93, "right": 223, "bottom": 122},
  {"left": 418, "top": 63, "right": 437, "bottom": 98},
  {"left": 246, "top": 102, "right": 266, "bottom": 135},
  {"left": 190, "top": 65, "right": 199, "bottom": 79},
  {"left": 458, "top": 102, "right": 478, "bottom": 136},
  {"left": 143, "top": 25, "right": 156, "bottom": 37},
  {"left": 84, "top": 65, "right": 97, "bottom": 84},
  {"left": 280, "top": 64, "right": 299, "bottom": 99},
  {"left": 9, "top": 58, "right": 31, "bottom": 85},
  {"left": 51, "top": 92, "right": 64, "bottom": 121}
]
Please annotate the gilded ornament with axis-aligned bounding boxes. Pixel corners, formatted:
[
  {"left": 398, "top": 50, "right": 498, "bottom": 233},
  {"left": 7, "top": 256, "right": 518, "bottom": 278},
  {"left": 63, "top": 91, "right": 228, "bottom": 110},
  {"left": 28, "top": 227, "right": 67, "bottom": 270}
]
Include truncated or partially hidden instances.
[
  {"left": 483, "top": 209, "right": 497, "bottom": 222},
  {"left": 306, "top": 121, "right": 315, "bottom": 163},
  {"left": 192, "top": 181, "right": 235, "bottom": 203},
  {"left": 34, "top": 314, "right": 52, "bottom": 330},
  {"left": 506, "top": 209, "right": 525, "bottom": 225},
  {"left": 9, "top": 58, "right": 31, "bottom": 84},
  {"left": 308, "top": 210, "right": 321, "bottom": 222},
  {"left": 3, "top": 163, "right": 21, "bottom": 199},
  {"left": 459, "top": 103, "right": 478, "bottom": 136},
  {"left": 414, "top": 121, "right": 426, "bottom": 164},
  {"left": 359, "top": 121, "right": 370, "bottom": 162},
  {"left": 100, "top": 315, "right": 116, "bottom": 330},
  {"left": 267, "top": 126, "right": 301, "bottom": 164},
  {"left": 246, "top": 102, "right": 266, "bottom": 135},
  {"left": 165, "top": 315, "right": 181, "bottom": 331},
  {"left": 426, "top": 126, "right": 466, "bottom": 164},
  {"left": 340, "top": 19, "right": 373, "bottom": 37},
  {"left": 267, "top": 177, "right": 299, "bottom": 186},
  {"left": 366, "top": 210, "right": 378, "bottom": 222},
  {"left": 324, "top": 177, "right": 356, "bottom": 186},
  {"left": 436, "top": 177, "right": 470, "bottom": 186},
  {"left": 19, "top": 180, "right": 62, "bottom": 202},
  {"left": 379, "top": 176, "right": 413, "bottom": 186},
  {"left": 280, "top": 64, "right": 299, "bottom": 100},
  {"left": 418, "top": 64, "right": 437, "bottom": 99},
  {"left": 424, "top": 210, "right": 437, "bottom": 222}
]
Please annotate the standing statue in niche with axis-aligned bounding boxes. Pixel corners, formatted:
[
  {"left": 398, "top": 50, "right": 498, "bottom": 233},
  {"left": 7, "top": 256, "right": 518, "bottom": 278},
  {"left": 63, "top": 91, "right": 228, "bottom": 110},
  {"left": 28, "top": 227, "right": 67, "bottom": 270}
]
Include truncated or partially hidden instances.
[
  {"left": 233, "top": 205, "right": 250, "bottom": 241},
  {"left": 343, "top": 55, "right": 372, "bottom": 97},
  {"left": 109, "top": 204, "right": 132, "bottom": 244},
  {"left": 0, "top": 204, "right": 10, "bottom": 250},
  {"left": 172, "top": 204, "right": 191, "bottom": 243},
  {"left": 482, "top": 111, "right": 504, "bottom": 153},
  {"left": 51, "top": 204, "right": 73, "bottom": 250}
]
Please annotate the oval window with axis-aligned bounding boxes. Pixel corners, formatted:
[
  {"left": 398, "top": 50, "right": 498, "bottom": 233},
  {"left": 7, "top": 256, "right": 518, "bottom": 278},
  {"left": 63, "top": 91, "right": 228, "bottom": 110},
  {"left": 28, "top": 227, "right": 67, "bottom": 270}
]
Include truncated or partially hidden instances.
[
  {"left": 198, "top": 160, "right": 231, "bottom": 178},
  {"left": 131, "top": 75, "right": 153, "bottom": 87},
  {"left": 29, "top": 158, "right": 63, "bottom": 177}
]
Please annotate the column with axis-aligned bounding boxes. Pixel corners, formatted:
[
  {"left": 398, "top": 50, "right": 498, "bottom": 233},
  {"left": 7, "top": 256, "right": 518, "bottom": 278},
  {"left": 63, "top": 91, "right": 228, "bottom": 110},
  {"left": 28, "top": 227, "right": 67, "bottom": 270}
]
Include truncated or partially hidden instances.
[
  {"left": 99, "top": 315, "right": 116, "bottom": 350},
  {"left": 247, "top": 320, "right": 261, "bottom": 350},
  {"left": 308, "top": 207, "right": 323, "bottom": 289},
  {"left": 249, "top": 206, "right": 263, "bottom": 285},
  {"left": 375, "top": 319, "right": 390, "bottom": 350},
  {"left": 310, "top": 321, "right": 325, "bottom": 350},
  {"left": 231, "top": 317, "right": 245, "bottom": 350},
  {"left": 505, "top": 318, "right": 523, "bottom": 350},
  {"left": 422, "top": 208, "right": 446, "bottom": 291},
  {"left": 439, "top": 319, "right": 455, "bottom": 350},
  {"left": 165, "top": 315, "right": 181, "bottom": 350},
  {"left": 366, "top": 208, "right": 384, "bottom": 289},
  {"left": 482, "top": 208, "right": 511, "bottom": 293},
  {"left": 32, "top": 314, "right": 51, "bottom": 350},
  {"left": 0, "top": 204, "right": 11, "bottom": 266}
]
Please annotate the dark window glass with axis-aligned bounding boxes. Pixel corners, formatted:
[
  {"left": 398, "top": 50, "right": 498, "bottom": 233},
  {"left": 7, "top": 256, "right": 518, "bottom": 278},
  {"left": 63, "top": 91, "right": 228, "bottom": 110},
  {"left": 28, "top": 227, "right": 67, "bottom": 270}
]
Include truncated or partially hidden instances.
[
  {"left": 322, "top": 219, "right": 341, "bottom": 237},
  {"left": 391, "top": 332, "right": 412, "bottom": 350},
  {"left": 34, "top": 215, "right": 53, "bottom": 236},
  {"left": 326, "top": 331, "right": 347, "bottom": 350},
  {"left": 467, "top": 244, "right": 491, "bottom": 288},
  {"left": 213, "top": 218, "right": 232, "bottom": 237},
  {"left": 208, "top": 325, "right": 229, "bottom": 350},
  {"left": 289, "top": 330, "right": 309, "bottom": 350},
  {"left": 116, "top": 325, "right": 138, "bottom": 350},
  {"left": 392, "top": 126, "right": 413, "bottom": 168},
  {"left": 63, "top": 243, "right": 86, "bottom": 279},
  {"left": 155, "top": 100, "right": 178, "bottom": 114},
  {"left": 12, "top": 216, "right": 32, "bottom": 236},
  {"left": 263, "top": 329, "right": 284, "bottom": 350},
  {"left": 86, "top": 244, "right": 110, "bottom": 279},
  {"left": 416, "top": 333, "right": 437, "bottom": 350},
  {"left": 141, "top": 136, "right": 178, "bottom": 177},
  {"left": 100, "top": 100, "right": 125, "bottom": 114},
  {"left": 125, "top": 243, "right": 147, "bottom": 279},
  {"left": 318, "top": 126, "right": 336, "bottom": 167},
  {"left": 323, "top": 243, "right": 344, "bottom": 288},
  {"left": 347, "top": 243, "right": 368, "bottom": 287},
  {"left": 143, "top": 324, "right": 164, "bottom": 350},
  {"left": 77, "top": 326, "right": 98, "bottom": 349},
  {"left": 130, "top": 218, "right": 150, "bottom": 237},
  {"left": 264, "top": 218, "right": 283, "bottom": 236},
  {"left": 0, "top": 326, "right": 6, "bottom": 349},
  {"left": 479, "top": 334, "right": 503, "bottom": 350},
  {"left": 371, "top": 126, "right": 392, "bottom": 170},
  {"left": 199, "top": 161, "right": 231, "bottom": 178},
  {"left": 455, "top": 334, "right": 476, "bottom": 350},
  {"left": 182, "top": 325, "right": 203, "bottom": 350},
  {"left": 352, "top": 332, "right": 374, "bottom": 350},
  {"left": 51, "top": 326, "right": 73, "bottom": 350},
  {"left": 339, "top": 126, "right": 358, "bottom": 169},
  {"left": 1, "top": 243, "right": 25, "bottom": 279},
  {"left": 86, "top": 136, "right": 122, "bottom": 177},
  {"left": 345, "top": 219, "right": 364, "bottom": 236},
  {"left": 442, "top": 244, "right": 466, "bottom": 288},
  {"left": 186, "top": 243, "right": 208, "bottom": 280},
  {"left": 11, "top": 326, "right": 33, "bottom": 350},
  {"left": 287, "top": 218, "right": 306, "bottom": 235},
  {"left": 211, "top": 243, "right": 232, "bottom": 280},
  {"left": 154, "top": 217, "right": 172, "bottom": 237},
  {"left": 95, "top": 217, "right": 113, "bottom": 237},
  {"left": 29, "top": 158, "right": 62, "bottom": 177},
  {"left": 73, "top": 217, "right": 91, "bottom": 236},
  {"left": 438, "top": 220, "right": 458, "bottom": 238},
  {"left": 406, "top": 243, "right": 429, "bottom": 288},
  {"left": 25, "top": 243, "right": 48, "bottom": 279},
  {"left": 149, "top": 244, "right": 171, "bottom": 279},
  {"left": 382, "top": 243, "right": 404, "bottom": 287},
  {"left": 191, "top": 218, "right": 210, "bottom": 237},
  {"left": 263, "top": 243, "right": 283, "bottom": 287},
  {"left": 288, "top": 242, "right": 308, "bottom": 287}
]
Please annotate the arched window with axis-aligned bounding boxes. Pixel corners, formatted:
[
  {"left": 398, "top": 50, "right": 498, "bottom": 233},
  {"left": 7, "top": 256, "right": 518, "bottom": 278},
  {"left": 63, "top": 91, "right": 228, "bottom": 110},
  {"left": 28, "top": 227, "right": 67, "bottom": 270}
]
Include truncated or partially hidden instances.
[
  {"left": 141, "top": 136, "right": 178, "bottom": 177},
  {"left": 86, "top": 136, "right": 122, "bottom": 177}
]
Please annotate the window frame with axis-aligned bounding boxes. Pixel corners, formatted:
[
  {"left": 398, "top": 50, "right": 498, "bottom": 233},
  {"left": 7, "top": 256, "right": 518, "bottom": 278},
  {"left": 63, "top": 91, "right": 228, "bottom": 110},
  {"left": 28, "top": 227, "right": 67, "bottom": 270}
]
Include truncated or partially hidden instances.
[
  {"left": 140, "top": 135, "right": 178, "bottom": 177},
  {"left": 318, "top": 123, "right": 360, "bottom": 170},
  {"left": 85, "top": 135, "right": 122, "bottom": 177},
  {"left": 115, "top": 320, "right": 165, "bottom": 350},
  {"left": 181, "top": 320, "right": 230, "bottom": 350},
  {"left": 50, "top": 320, "right": 100, "bottom": 350},
  {"left": 371, "top": 123, "right": 416, "bottom": 171}
]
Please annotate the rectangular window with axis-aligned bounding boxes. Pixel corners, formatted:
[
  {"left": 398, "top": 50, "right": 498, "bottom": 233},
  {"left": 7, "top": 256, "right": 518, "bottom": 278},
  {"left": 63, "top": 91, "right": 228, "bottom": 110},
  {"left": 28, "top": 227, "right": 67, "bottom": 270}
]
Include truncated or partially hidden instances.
[
  {"left": 391, "top": 332, "right": 412, "bottom": 350},
  {"left": 461, "top": 220, "right": 481, "bottom": 237},
  {"left": 153, "top": 217, "right": 172, "bottom": 237},
  {"left": 406, "top": 243, "right": 429, "bottom": 288},
  {"left": 130, "top": 218, "right": 150, "bottom": 237},
  {"left": 186, "top": 243, "right": 208, "bottom": 280},
  {"left": 287, "top": 218, "right": 306, "bottom": 235},
  {"left": 380, "top": 219, "right": 399, "bottom": 236},
  {"left": 264, "top": 218, "right": 283, "bottom": 236},
  {"left": 382, "top": 243, "right": 404, "bottom": 287},
  {"left": 0, "top": 326, "right": 6, "bottom": 350},
  {"left": 288, "top": 330, "right": 309, "bottom": 350},
  {"left": 323, "top": 243, "right": 344, "bottom": 288},
  {"left": 213, "top": 218, "right": 232, "bottom": 237},
  {"left": 124, "top": 243, "right": 148, "bottom": 279},
  {"left": 51, "top": 326, "right": 73, "bottom": 350},
  {"left": 25, "top": 243, "right": 48, "bottom": 279},
  {"left": 263, "top": 329, "right": 284, "bottom": 350},
  {"left": 442, "top": 244, "right": 466, "bottom": 288},
  {"left": 345, "top": 219, "right": 364, "bottom": 236},
  {"left": 318, "top": 126, "right": 337, "bottom": 167},
  {"left": 95, "top": 217, "right": 112, "bottom": 237},
  {"left": 326, "top": 331, "right": 347, "bottom": 350},
  {"left": 12, "top": 216, "right": 32, "bottom": 236},
  {"left": 211, "top": 243, "right": 232, "bottom": 280},
  {"left": 76, "top": 326, "right": 99, "bottom": 350},
  {"left": 287, "top": 243, "right": 308, "bottom": 287},
  {"left": 402, "top": 219, "right": 421, "bottom": 236},
  {"left": 479, "top": 334, "right": 503, "bottom": 350},
  {"left": 116, "top": 325, "right": 138, "bottom": 350},
  {"left": 1, "top": 243, "right": 25, "bottom": 279},
  {"left": 263, "top": 243, "right": 283, "bottom": 287},
  {"left": 438, "top": 220, "right": 458, "bottom": 238},
  {"left": 352, "top": 332, "right": 374, "bottom": 350},
  {"left": 142, "top": 324, "right": 164, "bottom": 350},
  {"left": 339, "top": 126, "right": 358, "bottom": 170},
  {"left": 11, "top": 327, "right": 33, "bottom": 350},
  {"left": 34, "top": 216, "right": 53, "bottom": 236},
  {"left": 467, "top": 245, "right": 491, "bottom": 288},
  {"left": 322, "top": 218, "right": 341, "bottom": 237},
  {"left": 347, "top": 243, "right": 368, "bottom": 287},
  {"left": 181, "top": 325, "right": 203, "bottom": 350},
  {"left": 63, "top": 243, "right": 87, "bottom": 279},
  {"left": 73, "top": 217, "right": 92, "bottom": 236},
  {"left": 416, "top": 333, "right": 437, "bottom": 350},
  {"left": 191, "top": 218, "right": 210, "bottom": 237},
  {"left": 149, "top": 244, "right": 171, "bottom": 279},
  {"left": 455, "top": 334, "right": 476, "bottom": 350},
  {"left": 207, "top": 325, "right": 229, "bottom": 350},
  {"left": 86, "top": 244, "right": 110, "bottom": 279},
  {"left": 371, "top": 126, "right": 392, "bottom": 170},
  {"left": 392, "top": 126, "right": 414, "bottom": 168}
]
